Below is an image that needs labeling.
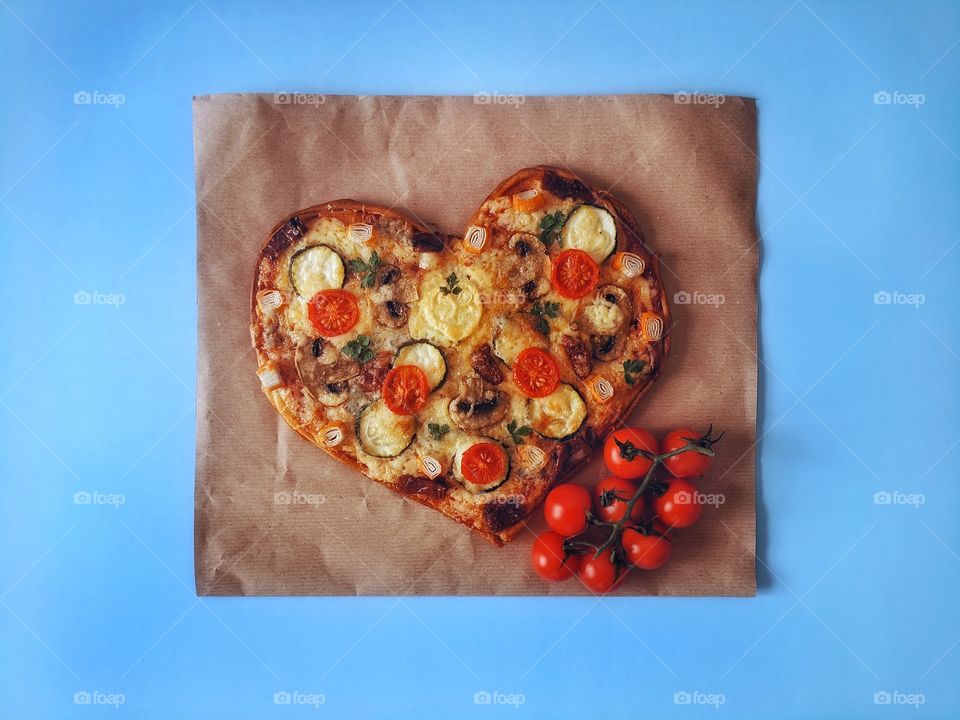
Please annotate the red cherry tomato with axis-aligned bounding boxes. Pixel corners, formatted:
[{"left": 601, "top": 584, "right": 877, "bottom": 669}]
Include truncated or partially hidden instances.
[
  {"left": 654, "top": 478, "right": 702, "bottom": 528},
  {"left": 551, "top": 249, "right": 599, "bottom": 299},
  {"left": 530, "top": 531, "right": 579, "bottom": 581},
  {"left": 513, "top": 347, "right": 560, "bottom": 398},
  {"left": 543, "top": 483, "right": 592, "bottom": 537},
  {"left": 381, "top": 365, "right": 429, "bottom": 416},
  {"left": 460, "top": 442, "right": 508, "bottom": 488},
  {"left": 621, "top": 527, "right": 671, "bottom": 570},
  {"left": 603, "top": 428, "right": 658, "bottom": 479},
  {"left": 307, "top": 289, "right": 360, "bottom": 337},
  {"left": 661, "top": 427, "right": 712, "bottom": 478},
  {"left": 592, "top": 476, "right": 644, "bottom": 523},
  {"left": 577, "top": 548, "right": 624, "bottom": 594}
]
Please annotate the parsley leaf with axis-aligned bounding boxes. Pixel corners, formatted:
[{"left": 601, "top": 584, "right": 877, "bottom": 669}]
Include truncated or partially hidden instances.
[
  {"left": 439, "top": 272, "right": 462, "bottom": 296},
  {"left": 342, "top": 335, "right": 375, "bottom": 363},
  {"left": 507, "top": 419, "right": 533, "bottom": 446},
  {"left": 538, "top": 211, "right": 566, "bottom": 246},
  {"left": 427, "top": 422, "right": 450, "bottom": 441},
  {"left": 348, "top": 251, "right": 381, "bottom": 289},
  {"left": 529, "top": 300, "right": 561, "bottom": 335},
  {"left": 622, "top": 358, "right": 646, "bottom": 385}
]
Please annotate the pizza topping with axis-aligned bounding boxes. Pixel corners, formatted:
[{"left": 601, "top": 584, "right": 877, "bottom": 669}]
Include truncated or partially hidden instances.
[
  {"left": 512, "top": 348, "right": 560, "bottom": 398},
  {"left": 538, "top": 210, "right": 566, "bottom": 246},
  {"left": 395, "top": 342, "right": 447, "bottom": 390},
  {"left": 417, "top": 455, "right": 444, "bottom": 479},
  {"left": 357, "top": 401, "right": 416, "bottom": 458},
  {"left": 289, "top": 245, "right": 346, "bottom": 297},
  {"left": 551, "top": 249, "right": 599, "bottom": 299},
  {"left": 411, "top": 231, "right": 445, "bottom": 252},
  {"left": 347, "top": 223, "right": 374, "bottom": 244},
  {"left": 265, "top": 216, "right": 307, "bottom": 260},
  {"left": 295, "top": 339, "right": 358, "bottom": 405},
  {"left": 560, "top": 334, "right": 593, "bottom": 379},
  {"left": 511, "top": 188, "right": 547, "bottom": 213},
  {"left": 408, "top": 270, "right": 484, "bottom": 346},
  {"left": 612, "top": 251, "right": 645, "bottom": 278},
  {"left": 381, "top": 365, "right": 430, "bottom": 416},
  {"left": 587, "top": 374, "right": 615, "bottom": 403},
  {"left": 470, "top": 343, "right": 504, "bottom": 385},
  {"left": 639, "top": 311, "right": 664, "bottom": 342},
  {"left": 463, "top": 225, "right": 488, "bottom": 254},
  {"left": 356, "top": 351, "right": 393, "bottom": 393},
  {"left": 503, "top": 232, "right": 549, "bottom": 299},
  {"left": 577, "top": 285, "right": 631, "bottom": 363},
  {"left": 320, "top": 425, "right": 344, "bottom": 447},
  {"left": 518, "top": 444, "right": 548, "bottom": 472},
  {"left": 457, "top": 441, "right": 510, "bottom": 493},
  {"left": 560, "top": 205, "right": 617, "bottom": 264},
  {"left": 528, "top": 300, "right": 561, "bottom": 335},
  {"left": 528, "top": 383, "right": 587, "bottom": 440},
  {"left": 622, "top": 359, "right": 646, "bottom": 385},
  {"left": 257, "top": 364, "right": 282, "bottom": 390},
  {"left": 449, "top": 375, "right": 508, "bottom": 430},
  {"left": 307, "top": 289, "right": 360, "bottom": 337},
  {"left": 542, "top": 172, "right": 592, "bottom": 202},
  {"left": 397, "top": 473, "right": 448, "bottom": 501},
  {"left": 257, "top": 289, "right": 285, "bottom": 312},
  {"left": 506, "top": 419, "right": 533, "bottom": 445}
]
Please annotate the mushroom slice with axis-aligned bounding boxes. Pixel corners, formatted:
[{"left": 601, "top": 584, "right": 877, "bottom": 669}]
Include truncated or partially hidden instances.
[
  {"left": 576, "top": 284, "right": 632, "bottom": 362},
  {"left": 375, "top": 300, "right": 408, "bottom": 328},
  {"left": 502, "top": 232, "right": 549, "bottom": 301},
  {"left": 295, "top": 338, "right": 360, "bottom": 405},
  {"left": 448, "top": 375, "right": 509, "bottom": 430},
  {"left": 372, "top": 263, "right": 418, "bottom": 328}
]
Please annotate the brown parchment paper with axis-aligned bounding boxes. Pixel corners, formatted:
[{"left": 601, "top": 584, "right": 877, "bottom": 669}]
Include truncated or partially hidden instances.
[{"left": 193, "top": 94, "right": 758, "bottom": 596}]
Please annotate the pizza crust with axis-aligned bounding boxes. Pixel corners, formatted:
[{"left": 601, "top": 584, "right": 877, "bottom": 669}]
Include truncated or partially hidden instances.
[{"left": 250, "top": 168, "right": 670, "bottom": 546}]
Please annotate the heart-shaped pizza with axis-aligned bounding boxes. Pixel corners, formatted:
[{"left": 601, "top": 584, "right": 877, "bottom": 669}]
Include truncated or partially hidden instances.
[{"left": 251, "top": 166, "right": 669, "bottom": 545}]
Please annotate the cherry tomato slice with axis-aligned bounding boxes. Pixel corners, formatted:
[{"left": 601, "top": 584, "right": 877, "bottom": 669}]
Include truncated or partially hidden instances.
[
  {"left": 307, "top": 289, "right": 360, "bottom": 337},
  {"left": 381, "top": 365, "right": 429, "bottom": 416},
  {"left": 460, "top": 442, "right": 507, "bottom": 487},
  {"left": 551, "top": 249, "right": 599, "bottom": 299},
  {"left": 513, "top": 347, "right": 560, "bottom": 398}
]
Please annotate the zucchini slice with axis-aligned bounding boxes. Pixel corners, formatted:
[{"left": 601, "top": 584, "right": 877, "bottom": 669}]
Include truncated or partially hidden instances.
[
  {"left": 560, "top": 205, "right": 617, "bottom": 263},
  {"left": 528, "top": 383, "right": 587, "bottom": 440},
  {"left": 356, "top": 401, "right": 416, "bottom": 458},
  {"left": 288, "top": 244, "right": 345, "bottom": 297},
  {"left": 453, "top": 439, "right": 511, "bottom": 494},
  {"left": 395, "top": 341, "right": 447, "bottom": 390}
]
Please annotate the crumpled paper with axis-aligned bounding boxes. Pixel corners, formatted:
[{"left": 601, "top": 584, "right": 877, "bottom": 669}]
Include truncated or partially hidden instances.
[{"left": 194, "top": 93, "right": 758, "bottom": 596}]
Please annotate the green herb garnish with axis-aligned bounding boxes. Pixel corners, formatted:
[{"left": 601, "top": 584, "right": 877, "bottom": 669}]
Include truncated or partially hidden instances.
[
  {"left": 427, "top": 422, "right": 450, "bottom": 441},
  {"left": 529, "top": 300, "right": 561, "bottom": 335},
  {"left": 538, "top": 211, "right": 566, "bottom": 246},
  {"left": 622, "top": 358, "right": 646, "bottom": 385},
  {"left": 439, "top": 272, "right": 462, "bottom": 296},
  {"left": 507, "top": 419, "right": 533, "bottom": 446},
  {"left": 342, "top": 335, "right": 375, "bottom": 363},
  {"left": 348, "top": 251, "right": 381, "bottom": 289}
]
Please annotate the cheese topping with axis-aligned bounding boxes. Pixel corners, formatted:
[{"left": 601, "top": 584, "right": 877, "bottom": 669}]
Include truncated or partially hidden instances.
[
  {"left": 528, "top": 384, "right": 587, "bottom": 439},
  {"left": 492, "top": 315, "right": 546, "bottom": 365},
  {"left": 408, "top": 271, "right": 483, "bottom": 346},
  {"left": 289, "top": 245, "right": 345, "bottom": 297},
  {"left": 395, "top": 342, "right": 446, "bottom": 390},
  {"left": 561, "top": 205, "right": 617, "bottom": 263},
  {"left": 581, "top": 299, "right": 625, "bottom": 334}
]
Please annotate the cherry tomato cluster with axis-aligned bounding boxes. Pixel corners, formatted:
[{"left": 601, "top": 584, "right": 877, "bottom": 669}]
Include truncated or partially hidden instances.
[{"left": 530, "top": 425, "right": 723, "bottom": 593}]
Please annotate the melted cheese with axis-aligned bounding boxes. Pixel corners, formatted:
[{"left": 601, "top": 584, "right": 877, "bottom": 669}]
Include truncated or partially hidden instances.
[
  {"left": 581, "top": 299, "right": 625, "bottom": 333},
  {"left": 358, "top": 401, "right": 416, "bottom": 458},
  {"left": 528, "top": 383, "right": 586, "bottom": 439},
  {"left": 408, "top": 270, "right": 483, "bottom": 346},
  {"left": 561, "top": 205, "right": 616, "bottom": 263},
  {"left": 289, "top": 245, "right": 345, "bottom": 297},
  {"left": 492, "top": 315, "right": 547, "bottom": 365}
]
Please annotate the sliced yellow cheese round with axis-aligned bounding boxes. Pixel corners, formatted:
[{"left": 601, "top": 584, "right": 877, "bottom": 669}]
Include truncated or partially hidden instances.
[
  {"left": 528, "top": 383, "right": 587, "bottom": 439},
  {"left": 395, "top": 342, "right": 446, "bottom": 390},
  {"left": 357, "top": 401, "right": 416, "bottom": 458},
  {"left": 289, "top": 245, "right": 345, "bottom": 297},
  {"left": 408, "top": 271, "right": 483, "bottom": 346},
  {"left": 561, "top": 205, "right": 617, "bottom": 263}
]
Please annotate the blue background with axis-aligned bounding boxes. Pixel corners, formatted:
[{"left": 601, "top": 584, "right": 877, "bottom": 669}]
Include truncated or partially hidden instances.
[{"left": 2, "top": 1, "right": 959, "bottom": 717}]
